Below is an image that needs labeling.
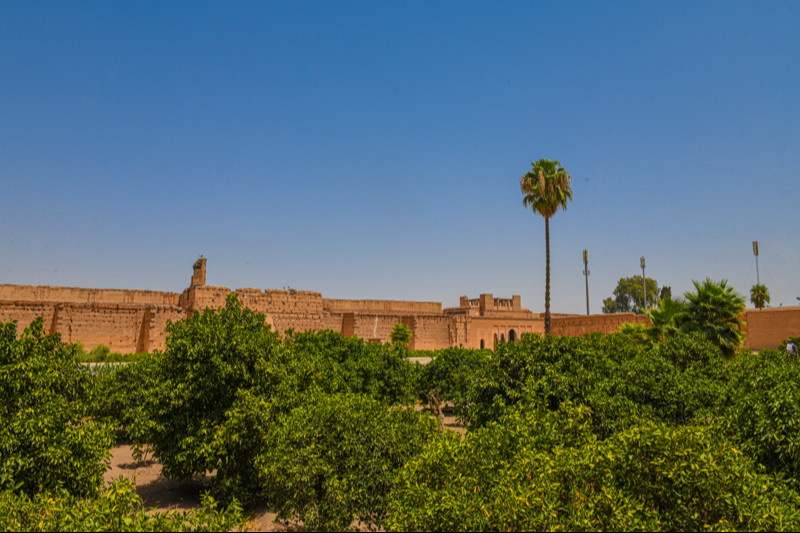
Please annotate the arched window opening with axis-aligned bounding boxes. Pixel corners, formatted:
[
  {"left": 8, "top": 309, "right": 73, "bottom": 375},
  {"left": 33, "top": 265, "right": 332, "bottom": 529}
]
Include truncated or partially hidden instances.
[
  {"left": 494, "top": 333, "right": 498, "bottom": 346},
  {"left": 509, "top": 329, "right": 517, "bottom": 342},
  {"left": 480, "top": 339, "right": 485, "bottom": 349},
  {"left": 500, "top": 333, "right": 505, "bottom": 342}
]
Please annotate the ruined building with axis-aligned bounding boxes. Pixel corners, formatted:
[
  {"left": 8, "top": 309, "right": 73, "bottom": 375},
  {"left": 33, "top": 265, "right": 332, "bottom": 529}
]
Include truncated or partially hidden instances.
[{"left": 0, "top": 258, "right": 652, "bottom": 352}]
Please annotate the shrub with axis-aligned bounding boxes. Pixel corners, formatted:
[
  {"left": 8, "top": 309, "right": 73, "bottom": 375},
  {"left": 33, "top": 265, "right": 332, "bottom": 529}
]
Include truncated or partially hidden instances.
[
  {"left": 0, "top": 477, "right": 245, "bottom": 532},
  {"left": 417, "top": 347, "right": 490, "bottom": 418},
  {"left": 719, "top": 350, "right": 800, "bottom": 488},
  {"left": 0, "top": 318, "right": 113, "bottom": 498},
  {"left": 141, "top": 295, "right": 281, "bottom": 480},
  {"left": 259, "top": 393, "right": 439, "bottom": 531},
  {"left": 389, "top": 404, "right": 800, "bottom": 531},
  {"left": 277, "top": 329, "right": 418, "bottom": 406},
  {"left": 390, "top": 323, "right": 412, "bottom": 347}
]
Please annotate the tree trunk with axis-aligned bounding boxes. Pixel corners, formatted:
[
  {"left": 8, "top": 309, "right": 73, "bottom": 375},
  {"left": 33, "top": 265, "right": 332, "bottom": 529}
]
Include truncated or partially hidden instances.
[{"left": 545, "top": 216, "right": 551, "bottom": 335}]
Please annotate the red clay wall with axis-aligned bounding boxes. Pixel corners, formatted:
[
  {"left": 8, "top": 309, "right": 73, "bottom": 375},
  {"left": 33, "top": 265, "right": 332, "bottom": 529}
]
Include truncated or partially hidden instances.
[
  {"left": 551, "top": 313, "right": 650, "bottom": 337},
  {"left": 743, "top": 306, "right": 800, "bottom": 351}
]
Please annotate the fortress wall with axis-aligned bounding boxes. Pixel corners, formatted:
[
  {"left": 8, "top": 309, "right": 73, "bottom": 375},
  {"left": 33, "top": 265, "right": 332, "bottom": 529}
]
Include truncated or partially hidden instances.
[
  {"left": 350, "top": 314, "right": 406, "bottom": 342},
  {"left": 0, "top": 284, "right": 179, "bottom": 306},
  {"left": 323, "top": 298, "right": 442, "bottom": 315},
  {"left": 147, "top": 307, "right": 191, "bottom": 351},
  {"left": 0, "top": 302, "right": 57, "bottom": 334},
  {"left": 271, "top": 312, "right": 341, "bottom": 335},
  {"left": 182, "top": 286, "right": 231, "bottom": 312},
  {"left": 406, "top": 315, "right": 452, "bottom": 350},
  {"left": 551, "top": 313, "right": 649, "bottom": 337},
  {"left": 54, "top": 304, "right": 144, "bottom": 352},
  {"left": 743, "top": 306, "right": 800, "bottom": 351}
]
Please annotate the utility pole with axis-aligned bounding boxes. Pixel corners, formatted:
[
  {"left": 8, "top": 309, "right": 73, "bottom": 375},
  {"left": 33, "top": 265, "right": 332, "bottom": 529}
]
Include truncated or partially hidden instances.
[
  {"left": 582, "top": 249, "right": 590, "bottom": 315},
  {"left": 753, "top": 241, "right": 760, "bottom": 285},
  {"left": 640, "top": 256, "right": 647, "bottom": 310}
]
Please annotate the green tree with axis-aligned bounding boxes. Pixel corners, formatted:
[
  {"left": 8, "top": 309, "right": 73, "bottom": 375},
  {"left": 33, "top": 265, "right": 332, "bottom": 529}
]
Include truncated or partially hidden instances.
[
  {"left": 519, "top": 158, "right": 573, "bottom": 334},
  {"left": 750, "top": 283, "right": 770, "bottom": 309},
  {"left": 0, "top": 318, "right": 113, "bottom": 498},
  {"left": 682, "top": 278, "right": 746, "bottom": 355},
  {"left": 602, "top": 275, "right": 659, "bottom": 314},
  {"left": 390, "top": 323, "right": 412, "bottom": 347}
]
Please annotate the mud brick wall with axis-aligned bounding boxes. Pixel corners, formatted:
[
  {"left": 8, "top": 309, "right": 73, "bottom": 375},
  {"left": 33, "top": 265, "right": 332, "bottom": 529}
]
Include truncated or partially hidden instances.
[
  {"left": 551, "top": 313, "right": 649, "bottom": 337},
  {"left": 324, "top": 298, "right": 442, "bottom": 315},
  {"left": 147, "top": 307, "right": 191, "bottom": 351},
  {"left": 0, "top": 301, "right": 57, "bottom": 334},
  {"left": 349, "top": 314, "right": 406, "bottom": 342},
  {"left": 0, "top": 284, "right": 179, "bottom": 306},
  {"left": 404, "top": 315, "right": 453, "bottom": 350},
  {"left": 180, "top": 286, "right": 231, "bottom": 312},
  {"left": 52, "top": 303, "right": 145, "bottom": 352},
  {"left": 743, "top": 306, "right": 800, "bottom": 350}
]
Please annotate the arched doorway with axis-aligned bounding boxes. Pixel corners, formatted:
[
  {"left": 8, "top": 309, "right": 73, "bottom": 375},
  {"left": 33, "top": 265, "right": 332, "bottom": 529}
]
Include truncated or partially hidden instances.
[{"left": 509, "top": 329, "right": 516, "bottom": 342}]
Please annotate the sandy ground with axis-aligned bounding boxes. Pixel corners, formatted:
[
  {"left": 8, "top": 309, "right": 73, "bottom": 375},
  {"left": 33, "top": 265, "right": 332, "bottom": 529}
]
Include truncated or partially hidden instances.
[
  {"left": 104, "top": 411, "right": 465, "bottom": 531},
  {"left": 104, "top": 445, "right": 290, "bottom": 531}
]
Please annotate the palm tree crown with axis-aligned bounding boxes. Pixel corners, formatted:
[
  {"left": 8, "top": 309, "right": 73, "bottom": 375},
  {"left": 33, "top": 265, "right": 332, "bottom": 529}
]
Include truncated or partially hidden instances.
[
  {"left": 520, "top": 159, "right": 573, "bottom": 218},
  {"left": 750, "top": 283, "right": 770, "bottom": 310},
  {"left": 520, "top": 158, "right": 573, "bottom": 335}
]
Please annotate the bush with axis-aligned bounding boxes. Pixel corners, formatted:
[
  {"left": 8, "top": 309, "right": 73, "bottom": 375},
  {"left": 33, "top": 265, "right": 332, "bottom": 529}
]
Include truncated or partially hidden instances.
[
  {"left": 719, "top": 350, "right": 800, "bottom": 488},
  {"left": 0, "top": 318, "right": 113, "bottom": 498},
  {"left": 275, "top": 329, "right": 419, "bottom": 407},
  {"left": 259, "top": 393, "right": 439, "bottom": 531},
  {"left": 141, "top": 295, "right": 281, "bottom": 481},
  {"left": 0, "top": 477, "right": 245, "bottom": 532},
  {"left": 89, "top": 354, "right": 163, "bottom": 444},
  {"left": 417, "top": 347, "right": 490, "bottom": 418},
  {"left": 389, "top": 404, "right": 800, "bottom": 531}
]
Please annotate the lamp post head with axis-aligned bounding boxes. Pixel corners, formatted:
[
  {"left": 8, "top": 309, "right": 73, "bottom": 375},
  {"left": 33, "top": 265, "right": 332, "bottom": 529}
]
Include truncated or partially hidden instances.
[
  {"left": 582, "top": 249, "right": 588, "bottom": 263},
  {"left": 753, "top": 241, "right": 759, "bottom": 256},
  {"left": 640, "top": 256, "right": 646, "bottom": 269}
]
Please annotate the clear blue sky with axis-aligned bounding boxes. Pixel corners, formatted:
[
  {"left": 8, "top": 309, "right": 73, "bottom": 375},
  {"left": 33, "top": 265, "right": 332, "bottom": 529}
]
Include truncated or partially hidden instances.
[{"left": 1, "top": 1, "right": 798, "bottom": 313}]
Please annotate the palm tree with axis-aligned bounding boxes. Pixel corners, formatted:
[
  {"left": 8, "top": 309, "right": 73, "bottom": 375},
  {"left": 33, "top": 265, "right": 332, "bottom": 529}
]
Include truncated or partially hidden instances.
[
  {"left": 750, "top": 283, "right": 770, "bottom": 309},
  {"left": 520, "top": 159, "right": 573, "bottom": 334},
  {"left": 644, "top": 296, "right": 686, "bottom": 342},
  {"left": 683, "top": 278, "right": 746, "bottom": 355}
]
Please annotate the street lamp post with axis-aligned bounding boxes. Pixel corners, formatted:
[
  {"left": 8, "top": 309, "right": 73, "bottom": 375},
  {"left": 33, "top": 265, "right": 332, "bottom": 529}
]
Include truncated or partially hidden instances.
[
  {"left": 640, "top": 256, "right": 647, "bottom": 310},
  {"left": 582, "top": 249, "right": 590, "bottom": 315}
]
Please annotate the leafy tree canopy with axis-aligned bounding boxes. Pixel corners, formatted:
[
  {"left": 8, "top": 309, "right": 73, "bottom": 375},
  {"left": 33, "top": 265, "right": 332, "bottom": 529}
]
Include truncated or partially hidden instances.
[{"left": 602, "top": 275, "right": 660, "bottom": 314}]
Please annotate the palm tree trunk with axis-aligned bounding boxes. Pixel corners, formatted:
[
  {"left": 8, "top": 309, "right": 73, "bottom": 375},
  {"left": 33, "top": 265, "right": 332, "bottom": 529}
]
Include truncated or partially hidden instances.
[{"left": 545, "top": 216, "right": 551, "bottom": 335}]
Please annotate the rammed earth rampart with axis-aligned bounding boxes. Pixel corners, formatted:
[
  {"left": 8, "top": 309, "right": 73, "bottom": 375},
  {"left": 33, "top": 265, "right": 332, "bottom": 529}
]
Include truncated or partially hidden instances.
[{"left": 0, "top": 258, "right": 795, "bottom": 352}]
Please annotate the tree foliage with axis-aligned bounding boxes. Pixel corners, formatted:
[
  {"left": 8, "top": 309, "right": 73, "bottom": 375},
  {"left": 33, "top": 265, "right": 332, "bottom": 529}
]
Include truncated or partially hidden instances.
[
  {"left": 602, "top": 275, "right": 660, "bottom": 314},
  {"left": 389, "top": 404, "right": 800, "bottom": 532},
  {"left": 390, "top": 323, "right": 412, "bottom": 347},
  {"left": 0, "top": 318, "right": 113, "bottom": 498},
  {"left": 259, "top": 393, "right": 439, "bottom": 531},
  {"left": 682, "top": 278, "right": 746, "bottom": 355},
  {"left": 0, "top": 477, "right": 245, "bottom": 532}
]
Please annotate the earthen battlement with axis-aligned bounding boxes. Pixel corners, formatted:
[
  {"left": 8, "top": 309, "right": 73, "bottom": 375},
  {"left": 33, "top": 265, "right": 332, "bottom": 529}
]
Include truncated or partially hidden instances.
[{"left": 4, "top": 258, "right": 789, "bottom": 354}]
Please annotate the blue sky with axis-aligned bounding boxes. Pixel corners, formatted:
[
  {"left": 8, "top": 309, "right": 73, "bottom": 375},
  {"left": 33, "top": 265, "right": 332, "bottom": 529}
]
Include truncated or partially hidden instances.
[{"left": 1, "top": 1, "right": 798, "bottom": 313}]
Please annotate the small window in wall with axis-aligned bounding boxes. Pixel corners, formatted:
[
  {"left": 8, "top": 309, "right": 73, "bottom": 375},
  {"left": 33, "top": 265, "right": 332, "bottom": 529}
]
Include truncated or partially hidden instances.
[
  {"left": 480, "top": 339, "right": 485, "bottom": 349},
  {"left": 509, "top": 329, "right": 516, "bottom": 342},
  {"left": 500, "top": 333, "right": 505, "bottom": 342}
]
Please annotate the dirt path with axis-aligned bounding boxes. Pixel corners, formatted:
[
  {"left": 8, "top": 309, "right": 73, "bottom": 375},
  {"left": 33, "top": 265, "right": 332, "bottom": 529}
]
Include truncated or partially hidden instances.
[{"left": 104, "top": 445, "right": 291, "bottom": 531}]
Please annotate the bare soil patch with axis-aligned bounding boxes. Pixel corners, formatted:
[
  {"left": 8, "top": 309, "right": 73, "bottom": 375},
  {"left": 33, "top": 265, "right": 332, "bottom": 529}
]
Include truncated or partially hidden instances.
[{"left": 104, "top": 445, "right": 295, "bottom": 531}]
